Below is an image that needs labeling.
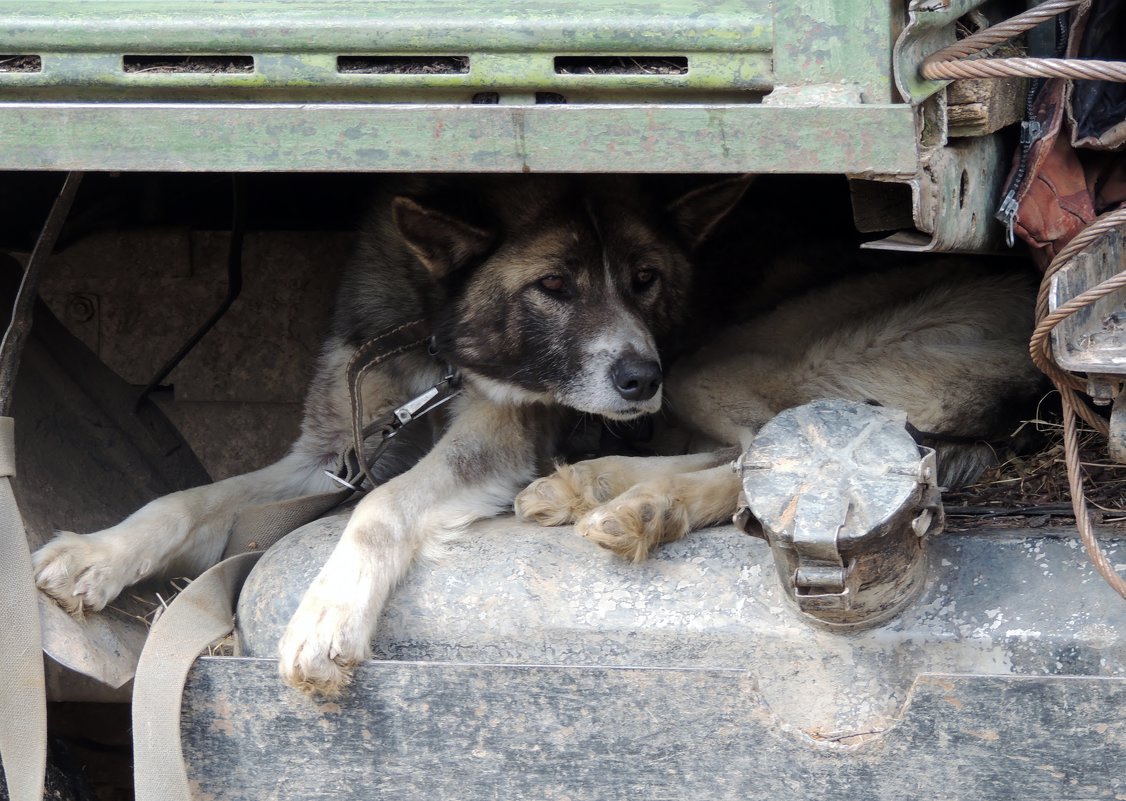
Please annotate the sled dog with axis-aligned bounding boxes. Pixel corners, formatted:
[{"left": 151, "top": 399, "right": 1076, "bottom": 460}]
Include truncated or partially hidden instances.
[
  {"left": 32, "top": 174, "right": 753, "bottom": 696},
  {"left": 33, "top": 175, "right": 1041, "bottom": 696}
]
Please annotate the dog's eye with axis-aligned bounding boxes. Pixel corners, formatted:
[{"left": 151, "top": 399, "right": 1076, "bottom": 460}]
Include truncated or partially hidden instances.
[
  {"left": 540, "top": 275, "right": 567, "bottom": 293},
  {"left": 633, "top": 268, "right": 658, "bottom": 290}
]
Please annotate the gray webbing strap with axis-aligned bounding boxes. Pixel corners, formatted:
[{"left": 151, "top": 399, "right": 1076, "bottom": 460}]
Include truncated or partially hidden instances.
[
  {"left": 0, "top": 417, "right": 46, "bottom": 801},
  {"left": 132, "top": 551, "right": 262, "bottom": 801},
  {"left": 225, "top": 488, "right": 351, "bottom": 558}
]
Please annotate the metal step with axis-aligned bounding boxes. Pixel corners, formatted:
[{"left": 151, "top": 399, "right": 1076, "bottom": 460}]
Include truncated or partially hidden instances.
[{"left": 172, "top": 514, "right": 1126, "bottom": 799}]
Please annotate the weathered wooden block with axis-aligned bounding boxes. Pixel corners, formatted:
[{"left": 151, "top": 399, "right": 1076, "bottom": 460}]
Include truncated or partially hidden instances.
[{"left": 946, "top": 76, "right": 1028, "bottom": 138}]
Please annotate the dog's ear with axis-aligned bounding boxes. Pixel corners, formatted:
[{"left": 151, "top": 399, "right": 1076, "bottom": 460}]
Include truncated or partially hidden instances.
[
  {"left": 666, "top": 175, "right": 755, "bottom": 249},
  {"left": 391, "top": 196, "right": 494, "bottom": 279}
]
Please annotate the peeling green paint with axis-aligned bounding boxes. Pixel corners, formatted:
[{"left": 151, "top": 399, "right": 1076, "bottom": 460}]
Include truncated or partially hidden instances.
[
  {"left": 0, "top": 1, "right": 924, "bottom": 175},
  {"left": 0, "top": 1, "right": 773, "bottom": 54},
  {"left": 0, "top": 102, "right": 917, "bottom": 174}
]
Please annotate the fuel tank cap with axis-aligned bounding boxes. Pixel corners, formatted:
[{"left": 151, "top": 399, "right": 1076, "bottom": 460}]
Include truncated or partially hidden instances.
[{"left": 734, "top": 399, "right": 943, "bottom": 629}]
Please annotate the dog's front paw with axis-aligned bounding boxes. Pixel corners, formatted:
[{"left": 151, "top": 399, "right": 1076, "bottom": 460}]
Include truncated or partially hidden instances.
[
  {"left": 576, "top": 489, "right": 691, "bottom": 562},
  {"left": 515, "top": 461, "right": 626, "bottom": 526},
  {"left": 32, "top": 532, "right": 138, "bottom": 618},
  {"left": 278, "top": 594, "right": 372, "bottom": 698}
]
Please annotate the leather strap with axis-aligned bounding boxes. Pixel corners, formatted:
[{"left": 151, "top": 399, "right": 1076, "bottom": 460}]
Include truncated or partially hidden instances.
[
  {"left": 347, "top": 318, "right": 431, "bottom": 488},
  {"left": 223, "top": 318, "right": 437, "bottom": 558}
]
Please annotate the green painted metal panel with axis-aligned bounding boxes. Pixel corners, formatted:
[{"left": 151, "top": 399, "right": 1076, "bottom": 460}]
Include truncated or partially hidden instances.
[
  {"left": 0, "top": 102, "right": 917, "bottom": 174},
  {"left": 0, "top": 51, "right": 774, "bottom": 100},
  {"left": 772, "top": 0, "right": 898, "bottom": 103},
  {"left": 0, "top": 1, "right": 775, "bottom": 100},
  {"left": 0, "top": 1, "right": 773, "bottom": 54},
  {"left": 0, "top": 2, "right": 921, "bottom": 176}
]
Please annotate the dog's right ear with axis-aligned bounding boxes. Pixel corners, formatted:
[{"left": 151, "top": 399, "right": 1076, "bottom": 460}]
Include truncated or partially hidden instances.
[
  {"left": 666, "top": 174, "right": 755, "bottom": 250},
  {"left": 391, "top": 196, "right": 495, "bottom": 280}
]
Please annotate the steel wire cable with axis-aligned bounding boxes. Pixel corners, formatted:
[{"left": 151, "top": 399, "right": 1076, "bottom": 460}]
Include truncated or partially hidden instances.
[
  {"left": 926, "top": 0, "right": 1082, "bottom": 63},
  {"left": 924, "top": 57, "right": 1126, "bottom": 82},
  {"left": 919, "top": 0, "right": 1126, "bottom": 83},
  {"left": 1029, "top": 203, "right": 1126, "bottom": 601}
]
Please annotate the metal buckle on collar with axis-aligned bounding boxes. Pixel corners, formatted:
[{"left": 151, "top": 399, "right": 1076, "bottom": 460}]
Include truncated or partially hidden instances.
[
  {"left": 323, "top": 368, "right": 463, "bottom": 495},
  {"left": 386, "top": 368, "right": 462, "bottom": 438},
  {"left": 323, "top": 471, "right": 361, "bottom": 492}
]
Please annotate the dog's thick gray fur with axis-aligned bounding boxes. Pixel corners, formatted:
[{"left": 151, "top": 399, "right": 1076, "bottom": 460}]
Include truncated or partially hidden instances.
[
  {"left": 33, "top": 175, "right": 1041, "bottom": 695},
  {"left": 33, "top": 174, "right": 748, "bottom": 695}
]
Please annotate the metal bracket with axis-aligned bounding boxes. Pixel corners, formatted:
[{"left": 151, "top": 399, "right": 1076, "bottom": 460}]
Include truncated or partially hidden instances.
[
  {"left": 1111, "top": 385, "right": 1126, "bottom": 464},
  {"left": 387, "top": 370, "right": 461, "bottom": 436}
]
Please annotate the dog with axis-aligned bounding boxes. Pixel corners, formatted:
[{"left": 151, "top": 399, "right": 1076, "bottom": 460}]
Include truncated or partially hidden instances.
[
  {"left": 32, "top": 174, "right": 754, "bottom": 696},
  {"left": 515, "top": 258, "right": 1044, "bottom": 560},
  {"left": 33, "top": 174, "right": 1043, "bottom": 696}
]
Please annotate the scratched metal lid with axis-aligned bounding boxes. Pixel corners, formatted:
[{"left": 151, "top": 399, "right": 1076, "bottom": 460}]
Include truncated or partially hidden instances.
[{"left": 739, "top": 399, "right": 927, "bottom": 551}]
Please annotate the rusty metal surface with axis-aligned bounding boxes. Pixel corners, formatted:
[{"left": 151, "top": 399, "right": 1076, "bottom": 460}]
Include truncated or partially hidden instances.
[
  {"left": 893, "top": 0, "right": 989, "bottom": 105},
  {"left": 0, "top": 0, "right": 923, "bottom": 176},
  {"left": 0, "top": 1, "right": 772, "bottom": 61},
  {"left": 770, "top": 0, "right": 897, "bottom": 104},
  {"left": 236, "top": 515, "right": 1126, "bottom": 738},
  {"left": 861, "top": 130, "right": 1009, "bottom": 253},
  {"left": 858, "top": 0, "right": 1014, "bottom": 255}
]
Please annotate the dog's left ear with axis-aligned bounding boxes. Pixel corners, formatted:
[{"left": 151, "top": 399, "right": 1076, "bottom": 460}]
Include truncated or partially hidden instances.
[
  {"left": 666, "top": 174, "right": 755, "bottom": 249},
  {"left": 391, "top": 196, "right": 495, "bottom": 280}
]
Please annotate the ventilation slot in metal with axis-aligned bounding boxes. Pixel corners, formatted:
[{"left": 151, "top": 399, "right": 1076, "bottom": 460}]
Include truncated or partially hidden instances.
[
  {"left": 337, "top": 56, "right": 470, "bottom": 75},
  {"left": 554, "top": 56, "right": 688, "bottom": 75},
  {"left": 123, "top": 55, "right": 254, "bottom": 74},
  {"left": 0, "top": 55, "right": 42, "bottom": 73}
]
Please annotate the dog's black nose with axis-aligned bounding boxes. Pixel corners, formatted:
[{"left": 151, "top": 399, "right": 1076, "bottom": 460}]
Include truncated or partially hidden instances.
[{"left": 610, "top": 358, "right": 662, "bottom": 402}]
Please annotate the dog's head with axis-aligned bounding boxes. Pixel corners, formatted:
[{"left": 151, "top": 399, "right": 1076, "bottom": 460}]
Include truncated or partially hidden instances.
[{"left": 392, "top": 175, "right": 750, "bottom": 420}]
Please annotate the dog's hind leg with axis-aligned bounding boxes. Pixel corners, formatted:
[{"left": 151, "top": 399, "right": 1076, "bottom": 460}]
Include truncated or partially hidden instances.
[
  {"left": 278, "top": 392, "right": 550, "bottom": 697},
  {"left": 576, "top": 464, "right": 742, "bottom": 561},
  {"left": 515, "top": 450, "right": 735, "bottom": 526}
]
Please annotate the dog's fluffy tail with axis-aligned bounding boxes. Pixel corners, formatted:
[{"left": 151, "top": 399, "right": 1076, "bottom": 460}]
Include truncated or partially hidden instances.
[{"left": 934, "top": 441, "right": 999, "bottom": 489}]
